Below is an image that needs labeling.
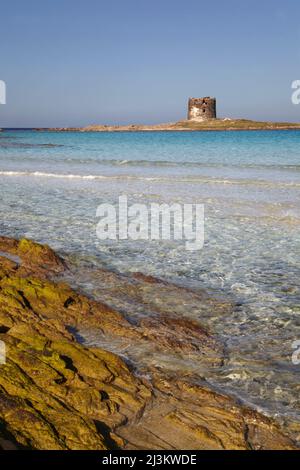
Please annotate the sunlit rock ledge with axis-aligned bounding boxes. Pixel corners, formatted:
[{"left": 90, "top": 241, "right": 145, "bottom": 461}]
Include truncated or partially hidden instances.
[{"left": 0, "top": 236, "right": 298, "bottom": 450}]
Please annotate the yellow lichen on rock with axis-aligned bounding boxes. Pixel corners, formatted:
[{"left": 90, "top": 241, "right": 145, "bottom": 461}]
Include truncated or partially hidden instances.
[
  {"left": 0, "top": 239, "right": 151, "bottom": 449},
  {"left": 0, "top": 237, "right": 298, "bottom": 450}
]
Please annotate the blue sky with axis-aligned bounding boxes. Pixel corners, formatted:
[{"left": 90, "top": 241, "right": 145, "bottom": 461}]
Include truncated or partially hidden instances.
[{"left": 1, "top": 0, "right": 300, "bottom": 126}]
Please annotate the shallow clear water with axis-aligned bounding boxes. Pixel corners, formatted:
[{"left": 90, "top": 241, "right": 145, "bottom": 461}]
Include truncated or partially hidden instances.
[{"left": 0, "top": 129, "right": 299, "bottom": 426}]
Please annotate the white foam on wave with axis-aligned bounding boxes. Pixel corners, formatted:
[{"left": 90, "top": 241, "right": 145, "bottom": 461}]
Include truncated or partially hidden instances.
[
  {"left": 0, "top": 170, "right": 115, "bottom": 180},
  {"left": 0, "top": 170, "right": 300, "bottom": 188}
]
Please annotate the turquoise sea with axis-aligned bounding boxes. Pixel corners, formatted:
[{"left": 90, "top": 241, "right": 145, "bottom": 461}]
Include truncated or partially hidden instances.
[{"left": 0, "top": 129, "right": 299, "bottom": 426}]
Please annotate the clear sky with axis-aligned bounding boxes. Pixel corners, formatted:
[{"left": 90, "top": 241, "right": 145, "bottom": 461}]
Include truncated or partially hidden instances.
[{"left": 1, "top": 0, "right": 300, "bottom": 127}]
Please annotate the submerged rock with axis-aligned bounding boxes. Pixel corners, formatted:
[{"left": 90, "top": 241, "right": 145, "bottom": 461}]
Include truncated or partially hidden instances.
[
  {"left": 0, "top": 236, "right": 66, "bottom": 276},
  {"left": 0, "top": 237, "right": 297, "bottom": 449},
  {"left": 119, "top": 377, "right": 296, "bottom": 450}
]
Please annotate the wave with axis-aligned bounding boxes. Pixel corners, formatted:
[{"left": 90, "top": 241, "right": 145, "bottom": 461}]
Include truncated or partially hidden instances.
[
  {"left": 0, "top": 142, "right": 64, "bottom": 148},
  {"left": 2, "top": 153, "right": 300, "bottom": 171},
  {"left": 47, "top": 159, "right": 300, "bottom": 170},
  {"left": 0, "top": 171, "right": 109, "bottom": 180},
  {"left": 1, "top": 170, "right": 300, "bottom": 188}
]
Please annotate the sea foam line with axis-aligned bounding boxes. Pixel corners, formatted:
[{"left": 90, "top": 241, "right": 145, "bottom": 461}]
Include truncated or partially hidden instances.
[
  {"left": 0, "top": 170, "right": 300, "bottom": 187},
  {"left": 0, "top": 170, "right": 110, "bottom": 179}
]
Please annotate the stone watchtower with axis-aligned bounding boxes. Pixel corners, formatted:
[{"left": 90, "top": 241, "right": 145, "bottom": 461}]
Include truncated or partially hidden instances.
[{"left": 187, "top": 97, "right": 216, "bottom": 121}]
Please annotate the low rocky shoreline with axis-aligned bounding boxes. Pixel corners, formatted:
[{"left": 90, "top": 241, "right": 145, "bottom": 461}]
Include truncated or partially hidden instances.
[
  {"left": 0, "top": 236, "right": 298, "bottom": 450},
  {"left": 34, "top": 118, "right": 300, "bottom": 133}
]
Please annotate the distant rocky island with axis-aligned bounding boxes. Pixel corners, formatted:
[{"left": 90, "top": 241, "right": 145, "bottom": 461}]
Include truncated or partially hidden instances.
[
  {"left": 35, "top": 97, "right": 300, "bottom": 132},
  {"left": 39, "top": 118, "right": 300, "bottom": 132}
]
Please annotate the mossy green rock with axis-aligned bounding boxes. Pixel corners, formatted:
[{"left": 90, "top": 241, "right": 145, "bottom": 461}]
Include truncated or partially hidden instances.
[
  {"left": 0, "top": 237, "right": 298, "bottom": 450},
  {"left": 0, "top": 238, "right": 150, "bottom": 449}
]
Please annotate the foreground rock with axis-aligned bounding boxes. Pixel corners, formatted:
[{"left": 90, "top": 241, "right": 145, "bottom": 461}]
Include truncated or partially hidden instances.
[
  {"left": 119, "top": 378, "right": 296, "bottom": 450},
  {"left": 0, "top": 237, "right": 298, "bottom": 449},
  {"left": 0, "top": 237, "right": 150, "bottom": 449}
]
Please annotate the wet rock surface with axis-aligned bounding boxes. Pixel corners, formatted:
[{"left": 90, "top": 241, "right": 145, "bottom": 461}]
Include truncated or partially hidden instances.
[{"left": 0, "top": 237, "right": 297, "bottom": 449}]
